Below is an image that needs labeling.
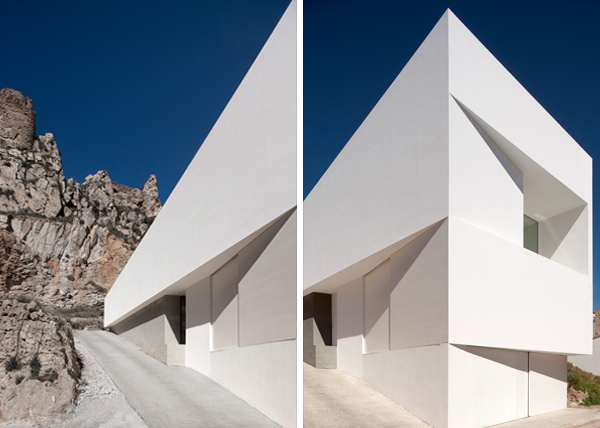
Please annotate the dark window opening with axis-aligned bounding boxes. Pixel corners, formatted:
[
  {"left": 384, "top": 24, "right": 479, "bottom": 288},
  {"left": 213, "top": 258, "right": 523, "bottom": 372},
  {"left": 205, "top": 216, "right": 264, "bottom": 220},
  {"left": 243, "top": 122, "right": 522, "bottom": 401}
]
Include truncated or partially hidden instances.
[
  {"left": 180, "top": 295, "right": 186, "bottom": 344},
  {"left": 524, "top": 215, "right": 538, "bottom": 253}
]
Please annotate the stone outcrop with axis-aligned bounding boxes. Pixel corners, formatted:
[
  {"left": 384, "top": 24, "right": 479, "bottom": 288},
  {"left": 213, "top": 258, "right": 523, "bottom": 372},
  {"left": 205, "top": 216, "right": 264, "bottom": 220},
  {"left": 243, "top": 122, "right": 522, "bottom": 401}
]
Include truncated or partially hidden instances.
[
  {"left": 0, "top": 88, "right": 161, "bottom": 423},
  {"left": 0, "top": 89, "right": 36, "bottom": 150},
  {"left": 0, "top": 292, "right": 80, "bottom": 424},
  {"left": 0, "top": 89, "right": 161, "bottom": 311}
]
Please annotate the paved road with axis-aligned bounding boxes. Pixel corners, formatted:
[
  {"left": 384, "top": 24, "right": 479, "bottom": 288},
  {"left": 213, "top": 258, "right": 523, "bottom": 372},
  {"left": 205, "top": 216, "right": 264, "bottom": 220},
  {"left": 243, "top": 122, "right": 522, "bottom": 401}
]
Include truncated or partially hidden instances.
[
  {"left": 492, "top": 407, "right": 600, "bottom": 428},
  {"left": 304, "top": 363, "right": 430, "bottom": 427},
  {"left": 76, "top": 331, "right": 279, "bottom": 428},
  {"left": 304, "top": 363, "right": 600, "bottom": 428}
]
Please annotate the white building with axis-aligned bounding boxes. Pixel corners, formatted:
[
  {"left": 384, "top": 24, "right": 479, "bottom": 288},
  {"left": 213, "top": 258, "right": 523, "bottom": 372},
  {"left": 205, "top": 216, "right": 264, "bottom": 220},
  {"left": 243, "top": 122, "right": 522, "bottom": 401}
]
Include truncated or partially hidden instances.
[
  {"left": 104, "top": 2, "right": 297, "bottom": 427},
  {"left": 303, "top": 9, "right": 592, "bottom": 428}
]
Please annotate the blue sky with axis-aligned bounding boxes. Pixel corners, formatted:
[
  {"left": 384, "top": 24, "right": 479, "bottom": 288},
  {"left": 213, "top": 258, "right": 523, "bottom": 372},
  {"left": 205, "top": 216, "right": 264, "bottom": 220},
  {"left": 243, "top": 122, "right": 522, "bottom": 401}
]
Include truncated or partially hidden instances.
[
  {"left": 2, "top": 0, "right": 289, "bottom": 201},
  {"left": 305, "top": 1, "right": 600, "bottom": 308},
  {"left": 3, "top": 1, "right": 600, "bottom": 308}
]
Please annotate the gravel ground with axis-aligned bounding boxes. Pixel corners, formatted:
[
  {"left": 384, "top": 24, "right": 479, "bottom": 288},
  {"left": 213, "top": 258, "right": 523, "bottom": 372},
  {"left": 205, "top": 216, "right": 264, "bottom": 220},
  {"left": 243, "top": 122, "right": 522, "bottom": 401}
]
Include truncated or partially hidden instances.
[{"left": 0, "top": 335, "right": 149, "bottom": 428}]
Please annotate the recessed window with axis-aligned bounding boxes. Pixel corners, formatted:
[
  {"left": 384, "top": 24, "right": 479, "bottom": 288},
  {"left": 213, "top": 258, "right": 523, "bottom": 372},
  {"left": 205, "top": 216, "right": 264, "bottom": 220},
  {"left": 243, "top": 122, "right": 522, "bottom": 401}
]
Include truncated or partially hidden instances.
[{"left": 523, "top": 215, "right": 538, "bottom": 253}]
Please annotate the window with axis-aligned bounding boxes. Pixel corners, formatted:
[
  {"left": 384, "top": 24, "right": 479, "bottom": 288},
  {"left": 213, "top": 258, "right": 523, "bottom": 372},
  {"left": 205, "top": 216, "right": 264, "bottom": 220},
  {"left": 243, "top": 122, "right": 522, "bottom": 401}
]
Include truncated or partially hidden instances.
[{"left": 523, "top": 215, "right": 538, "bottom": 253}]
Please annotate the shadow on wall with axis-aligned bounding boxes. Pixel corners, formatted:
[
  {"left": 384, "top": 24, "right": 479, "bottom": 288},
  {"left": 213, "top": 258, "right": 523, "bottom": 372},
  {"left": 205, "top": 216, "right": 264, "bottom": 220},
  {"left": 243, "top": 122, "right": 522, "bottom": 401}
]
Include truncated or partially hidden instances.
[{"left": 187, "top": 209, "right": 294, "bottom": 332}]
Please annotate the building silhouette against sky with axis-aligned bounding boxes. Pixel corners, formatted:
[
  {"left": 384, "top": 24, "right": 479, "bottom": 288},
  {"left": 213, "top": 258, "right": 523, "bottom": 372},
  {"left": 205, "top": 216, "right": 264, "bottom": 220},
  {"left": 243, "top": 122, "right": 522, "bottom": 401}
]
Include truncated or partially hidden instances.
[
  {"left": 104, "top": 2, "right": 297, "bottom": 427},
  {"left": 304, "top": 10, "right": 592, "bottom": 428}
]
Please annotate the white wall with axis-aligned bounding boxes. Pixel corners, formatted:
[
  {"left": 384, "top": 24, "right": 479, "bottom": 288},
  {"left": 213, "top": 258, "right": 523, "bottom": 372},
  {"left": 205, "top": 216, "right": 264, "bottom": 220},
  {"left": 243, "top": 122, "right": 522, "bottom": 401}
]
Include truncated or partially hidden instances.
[
  {"left": 529, "top": 353, "right": 567, "bottom": 416},
  {"left": 363, "top": 345, "right": 449, "bottom": 428},
  {"left": 539, "top": 205, "right": 589, "bottom": 275},
  {"left": 239, "top": 211, "right": 296, "bottom": 346},
  {"left": 390, "top": 220, "right": 448, "bottom": 349},
  {"left": 448, "top": 345, "right": 528, "bottom": 428},
  {"left": 106, "top": 0, "right": 296, "bottom": 327},
  {"left": 304, "top": 10, "right": 450, "bottom": 293},
  {"left": 364, "top": 260, "right": 390, "bottom": 354},
  {"left": 186, "top": 277, "right": 211, "bottom": 375},
  {"left": 449, "top": 98, "right": 523, "bottom": 246},
  {"left": 185, "top": 213, "right": 296, "bottom": 427},
  {"left": 335, "top": 278, "right": 364, "bottom": 378},
  {"left": 448, "top": 11, "right": 591, "bottom": 204},
  {"left": 211, "top": 340, "right": 296, "bottom": 428},
  {"left": 305, "top": 8, "right": 591, "bottom": 428},
  {"left": 569, "top": 337, "right": 600, "bottom": 376},
  {"left": 106, "top": 2, "right": 297, "bottom": 426},
  {"left": 211, "top": 257, "right": 239, "bottom": 351},
  {"left": 448, "top": 217, "right": 591, "bottom": 355}
]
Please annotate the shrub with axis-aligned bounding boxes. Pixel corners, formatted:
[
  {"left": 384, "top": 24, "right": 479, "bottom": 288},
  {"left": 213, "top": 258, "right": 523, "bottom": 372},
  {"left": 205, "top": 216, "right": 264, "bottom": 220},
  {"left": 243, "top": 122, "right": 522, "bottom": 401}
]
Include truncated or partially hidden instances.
[
  {"left": 582, "top": 381, "right": 600, "bottom": 406},
  {"left": 29, "top": 354, "right": 41, "bottom": 378},
  {"left": 39, "top": 369, "right": 58, "bottom": 382},
  {"left": 15, "top": 375, "right": 24, "bottom": 385},
  {"left": 5, "top": 355, "right": 21, "bottom": 372},
  {"left": 568, "top": 372, "right": 584, "bottom": 391}
]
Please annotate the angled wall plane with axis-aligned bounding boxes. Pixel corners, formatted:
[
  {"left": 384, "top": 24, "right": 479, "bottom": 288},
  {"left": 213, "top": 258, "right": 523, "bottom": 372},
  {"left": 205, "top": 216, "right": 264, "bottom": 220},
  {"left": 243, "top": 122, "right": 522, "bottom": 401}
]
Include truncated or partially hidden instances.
[
  {"left": 304, "top": 10, "right": 592, "bottom": 428},
  {"left": 105, "top": 2, "right": 297, "bottom": 427}
]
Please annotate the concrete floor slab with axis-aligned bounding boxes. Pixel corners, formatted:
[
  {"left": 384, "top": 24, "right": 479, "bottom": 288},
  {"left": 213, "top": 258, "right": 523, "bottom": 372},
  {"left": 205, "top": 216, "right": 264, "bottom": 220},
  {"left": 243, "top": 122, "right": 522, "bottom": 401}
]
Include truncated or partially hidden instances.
[
  {"left": 76, "top": 331, "right": 279, "bottom": 428},
  {"left": 303, "top": 363, "right": 430, "bottom": 427},
  {"left": 492, "top": 407, "right": 600, "bottom": 427}
]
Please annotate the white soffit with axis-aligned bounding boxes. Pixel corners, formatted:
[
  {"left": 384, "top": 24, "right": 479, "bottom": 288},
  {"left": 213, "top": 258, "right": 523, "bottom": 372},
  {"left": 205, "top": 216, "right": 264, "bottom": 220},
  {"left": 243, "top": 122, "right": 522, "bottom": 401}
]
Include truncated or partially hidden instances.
[{"left": 303, "top": 219, "right": 445, "bottom": 295}]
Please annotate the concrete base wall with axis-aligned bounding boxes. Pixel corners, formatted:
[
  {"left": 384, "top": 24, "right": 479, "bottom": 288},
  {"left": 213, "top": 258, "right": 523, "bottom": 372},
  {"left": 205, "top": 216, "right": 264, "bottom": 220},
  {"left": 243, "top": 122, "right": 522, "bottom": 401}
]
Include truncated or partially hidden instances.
[
  {"left": 303, "top": 318, "right": 337, "bottom": 368},
  {"left": 335, "top": 276, "right": 568, "bottom": 428},
  {"left": 111, "top": 295, "right": 185, "bottom": 366},
  {"left": 211, "top": 339, "right": 296, "bottom": 428},
  {"left": 448, "top": 345, "right": 528, "bottom": 428},
  {"left": 529, "top": 352, "right": 567, "bottom": 417}
]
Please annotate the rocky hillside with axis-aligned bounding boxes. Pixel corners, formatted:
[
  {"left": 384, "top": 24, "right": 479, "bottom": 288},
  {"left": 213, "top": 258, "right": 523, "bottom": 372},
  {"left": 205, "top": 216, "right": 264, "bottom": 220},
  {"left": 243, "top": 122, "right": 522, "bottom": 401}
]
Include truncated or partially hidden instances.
[
  {"left": 0, "top": 88, "right": 161, "bottom": 316},
  {"left": 0, "top": 292, "right": 80, "bottom": 424},
  {"left": 0, "top": 88, "right": 160, "bottom": 424}
]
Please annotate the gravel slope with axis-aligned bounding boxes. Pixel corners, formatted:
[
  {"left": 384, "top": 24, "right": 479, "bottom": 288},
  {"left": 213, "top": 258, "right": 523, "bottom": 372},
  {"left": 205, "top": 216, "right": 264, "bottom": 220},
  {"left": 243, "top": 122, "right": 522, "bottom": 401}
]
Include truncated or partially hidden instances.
[{"left": 0, "top": 334, "right": 148, "bottom": 428}]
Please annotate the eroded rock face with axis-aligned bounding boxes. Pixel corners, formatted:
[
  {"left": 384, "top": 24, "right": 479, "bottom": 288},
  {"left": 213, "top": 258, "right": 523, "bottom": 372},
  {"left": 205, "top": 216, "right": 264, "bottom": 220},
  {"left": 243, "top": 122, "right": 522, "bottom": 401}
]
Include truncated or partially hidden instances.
[
  {"left": 0, "top": 89, "right": 162, "bottom": 310},
  {"left": 0, "top": 292, "right": 80, "bottom": 424},
  {"left": 0, "top": 88, "right": 36, "bottom": 150},
  {"left": 0, "top": 88, "right": 161, "bottom": 423}
]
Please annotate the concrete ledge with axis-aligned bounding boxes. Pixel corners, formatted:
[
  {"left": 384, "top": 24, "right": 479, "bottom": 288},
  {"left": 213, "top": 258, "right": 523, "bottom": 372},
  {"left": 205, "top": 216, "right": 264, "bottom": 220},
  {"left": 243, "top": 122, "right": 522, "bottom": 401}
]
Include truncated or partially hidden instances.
[{"left": 304, "top": 345, "right": 337, "bottom": 369}]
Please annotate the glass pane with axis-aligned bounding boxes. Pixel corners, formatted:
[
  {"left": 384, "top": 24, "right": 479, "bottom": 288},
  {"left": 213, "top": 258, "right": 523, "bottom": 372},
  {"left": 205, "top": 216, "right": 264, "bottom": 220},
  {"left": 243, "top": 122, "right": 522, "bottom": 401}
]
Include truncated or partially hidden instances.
[{"left": 524, "top": 215, "right": 538, "bottom": 253}]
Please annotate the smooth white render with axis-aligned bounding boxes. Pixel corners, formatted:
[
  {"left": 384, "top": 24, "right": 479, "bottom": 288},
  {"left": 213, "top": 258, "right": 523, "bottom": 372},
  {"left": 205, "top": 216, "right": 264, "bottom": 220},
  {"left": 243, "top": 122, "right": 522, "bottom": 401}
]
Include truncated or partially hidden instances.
[
  {"left": 304, "top": 9, "right": 591, "bottom": 428},
  {"left": 105, "top": 2, "right": 296, "bottom": 427},
  {"left": 569, "top": 337, "right": 600, "bottom": 376}
]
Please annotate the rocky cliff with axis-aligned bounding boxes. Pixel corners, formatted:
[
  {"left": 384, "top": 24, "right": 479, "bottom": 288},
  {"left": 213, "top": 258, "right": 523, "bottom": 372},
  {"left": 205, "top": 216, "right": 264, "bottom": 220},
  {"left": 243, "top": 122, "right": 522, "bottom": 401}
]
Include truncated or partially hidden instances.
[
  {"left": 0, "top": 293, "right": 80, "bottom": 424},
  {"left": 0, "top": 88, "right": 161, "bottom": 315},
  {"left": 0, "top": 88, "right": 161, "bottom": 424}
]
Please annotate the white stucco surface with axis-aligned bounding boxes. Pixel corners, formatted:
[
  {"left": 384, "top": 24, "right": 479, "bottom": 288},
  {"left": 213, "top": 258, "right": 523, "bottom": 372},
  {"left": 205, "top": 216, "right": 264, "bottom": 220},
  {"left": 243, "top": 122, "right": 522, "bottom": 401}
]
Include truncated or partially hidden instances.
[
  {"left": 303, "top": 11, "right": 450, "bottom": 292},
  {"left": 569, "top": 337, "right": 600, "bottom": 376},
  {"left": 528, "top": 353, "right": 567, "bottom": 417},
  {"left": 448, "top": 217, "right": 591, "bottom": 355},
  {"left": 239, "top": 211, "right": 297, "bottom": 346},
  {"left": 448, "top": 345, "right": 528, "bottom": 428},
  {"left": 106, "top": 0, "right": 296, "bottom": 327},
  {"left": 304, "top": 8, "right": 591, "bottom": 428},
  {"left": 105, "top": 2, "right": 297, "bottom": 427}
]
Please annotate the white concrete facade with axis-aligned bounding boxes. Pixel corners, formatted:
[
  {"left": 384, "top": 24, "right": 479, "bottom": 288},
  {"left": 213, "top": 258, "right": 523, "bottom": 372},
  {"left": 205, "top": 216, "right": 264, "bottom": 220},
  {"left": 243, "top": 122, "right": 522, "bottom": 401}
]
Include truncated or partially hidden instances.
[
  {"left": 105, "top": 2, "right": 296, "bottom": 427},
  {"left": 304, "top": 10, "right": 592, "bottom": 428},
  {"left": 569, "top": 337, "right": 600, "bottom": 376}
]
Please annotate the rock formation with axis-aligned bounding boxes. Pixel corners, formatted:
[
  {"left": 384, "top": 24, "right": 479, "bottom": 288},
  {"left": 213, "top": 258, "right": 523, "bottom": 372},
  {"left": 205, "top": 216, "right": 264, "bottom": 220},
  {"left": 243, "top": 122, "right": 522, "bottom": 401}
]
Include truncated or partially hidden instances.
[
  {"left": 0, "top": 88, "right": 161, "bottom": 424},
  {"left": 0, "top": 292, "right": 81, "bottom": 424},
  {"left": 0, "top": 88, "right": 161, "bottom": 314}
]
